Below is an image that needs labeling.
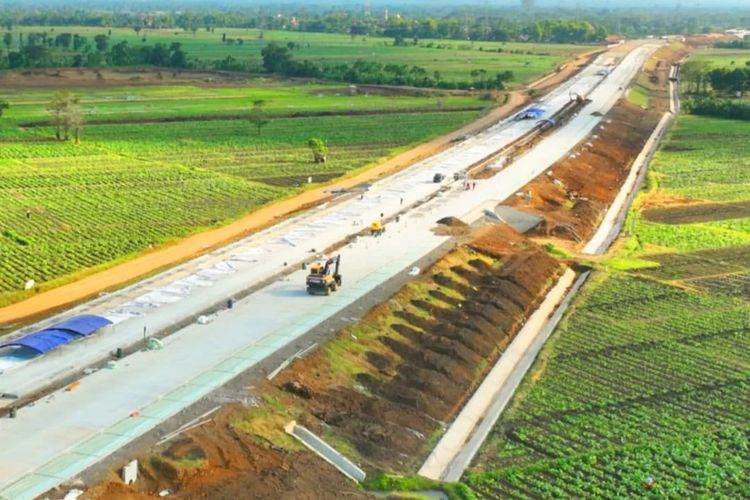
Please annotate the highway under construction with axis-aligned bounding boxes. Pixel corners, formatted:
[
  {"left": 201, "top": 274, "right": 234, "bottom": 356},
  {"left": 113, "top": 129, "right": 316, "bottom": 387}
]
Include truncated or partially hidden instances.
[{"left": 0, "top": 41, "right": 661, "bottom": 499}]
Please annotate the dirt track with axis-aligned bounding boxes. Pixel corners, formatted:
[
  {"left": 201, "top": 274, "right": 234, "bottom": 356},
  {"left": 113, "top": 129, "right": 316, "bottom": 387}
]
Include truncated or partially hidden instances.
[{"left": 0, "top": 91, "right": 527, "bottom": 327}]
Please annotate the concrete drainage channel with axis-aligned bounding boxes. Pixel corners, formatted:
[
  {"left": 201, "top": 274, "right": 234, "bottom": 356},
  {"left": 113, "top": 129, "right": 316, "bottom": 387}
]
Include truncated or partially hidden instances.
[{"left": 284, "top": 421, "right": 367, "bottom": 483}]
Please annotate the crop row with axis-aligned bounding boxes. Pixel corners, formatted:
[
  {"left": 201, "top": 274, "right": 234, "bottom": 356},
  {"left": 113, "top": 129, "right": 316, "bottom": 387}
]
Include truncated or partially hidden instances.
[
  {"left": 468, "top": 426, "right": 750, "bottom": 498},
  {"left": 471, "top": 271, "right": 750, "bottom": 486}
]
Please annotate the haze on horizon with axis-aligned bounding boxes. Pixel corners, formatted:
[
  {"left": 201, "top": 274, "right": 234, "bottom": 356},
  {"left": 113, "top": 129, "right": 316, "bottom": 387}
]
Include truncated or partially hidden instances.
[{"left": 1, "top": 0, "right": 750, "bottom": 9}]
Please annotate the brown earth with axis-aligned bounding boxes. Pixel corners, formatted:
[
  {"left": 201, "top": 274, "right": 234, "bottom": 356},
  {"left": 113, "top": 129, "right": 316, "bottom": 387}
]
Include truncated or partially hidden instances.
[
  {"left": 504, "top": 101, "right": 661, "bottom": 246},
  {"left": 85, "top": 404, "right": 368, "bottom": 500},
  {"left": 501, "top": 43, "right": 688, "bottom": 251},
  {"left": 270, "top": 232, "right": 562, "bottom": 472},
  {"left": 17, "top": 106, "right": 485, "bottom": 128},
  {"left": 85, "top": 226, "right": 561, "bottom": 499},
  {"left": 638, "top": 191, "right": 706, "bottom": 210},
  {"left": 0, "top": 68, "right": 254, "bottom": 88},
  {"left": 684, "top": 33, "right": 738, "bottom": 49},
  {"left": 527, "top": 47, "right": 604, "bottom": 94},
  {"left": 643, "top": 200, "right": 750, "bottom": 224},
  {"left": 0, "top": 91, "right": 529, "bottom": 328}
]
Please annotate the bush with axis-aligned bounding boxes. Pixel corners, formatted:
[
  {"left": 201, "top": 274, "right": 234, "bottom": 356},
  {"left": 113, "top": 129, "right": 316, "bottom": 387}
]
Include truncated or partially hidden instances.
[
  {"left": 363, "top": 472, "right": 478, "bottom": 500},
  {"left": 684, "top": 97, "right": 750, "bottom": 121},
  {"left": 2, "top": 229, "right": 31, "bottom": 246}
]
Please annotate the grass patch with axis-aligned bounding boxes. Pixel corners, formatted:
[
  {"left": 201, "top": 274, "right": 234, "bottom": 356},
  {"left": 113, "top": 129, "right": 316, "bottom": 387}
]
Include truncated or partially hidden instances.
[
  {"left": 364, "top": 472, "right": 477, "bottom": 500},
  {"left": 543, "top": 242, "right": 570, "bottom": 258},
  {"left": 628, "top": 85, "right": 650, "bottom": 108},
  {"left": 603, "top": 256, "right": 660, "bottom": 271}
]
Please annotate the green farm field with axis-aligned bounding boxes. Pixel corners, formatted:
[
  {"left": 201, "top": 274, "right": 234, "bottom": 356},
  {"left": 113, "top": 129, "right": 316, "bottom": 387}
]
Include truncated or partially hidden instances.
[
  {"left": 5, "top": 26, "right": 596, "bottom": 85},
  {"left": 690, "top": 48, "right": 750, "bottom": 68},
  {"left": 0, "top": 82, "right": 487, "bottom": 126},
  {"left": 0, "top": 81, "right": 483, "bottom": 306},
  {"left": 464, "top": 114, "right": 750, "bottom": 497}
]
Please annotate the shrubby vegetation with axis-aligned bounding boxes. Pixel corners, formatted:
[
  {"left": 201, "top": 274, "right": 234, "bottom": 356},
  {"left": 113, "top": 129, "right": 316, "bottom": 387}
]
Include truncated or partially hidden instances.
[
  {"left": 681, "top": 59, "right": 750, "bottom": 120},
  {"left": 684, "top": 97, "right": 750, "bottom": 121},
  {"left": 259, "top": 42, "right": 514, "bottom": 89},
  {"left": 0, "top": 31, "right": 189, "bottom": 69},
  {"left": 715, "top": 37, "right": 750, "bottom": 50}
]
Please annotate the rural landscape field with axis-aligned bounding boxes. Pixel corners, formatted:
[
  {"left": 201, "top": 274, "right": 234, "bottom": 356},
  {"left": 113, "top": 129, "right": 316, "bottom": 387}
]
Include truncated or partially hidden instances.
[
  {"left": 1, "top": 1, "right": 750, "bottom": 499},
  {"left": 465, "top": 113, "right": 750, "bottom": 497}
]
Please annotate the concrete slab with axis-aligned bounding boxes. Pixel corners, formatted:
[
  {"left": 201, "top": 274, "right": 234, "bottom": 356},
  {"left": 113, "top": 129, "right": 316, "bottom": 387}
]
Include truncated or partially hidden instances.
[{"left": 493, "top": 205, "right": 545, "bottom": 233}]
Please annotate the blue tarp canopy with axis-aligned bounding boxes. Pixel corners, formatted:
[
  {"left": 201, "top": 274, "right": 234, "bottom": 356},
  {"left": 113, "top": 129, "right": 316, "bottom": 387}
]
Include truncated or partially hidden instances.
[
  {"left": 517, "top": 107, "right": 545, "bottom": 120},
  {"left": 0, "top": 314, "right": 112, "bottom": 355},
  {"left": 0, "top": 330, "right": 79, "bottom": 354},
  {"left": 49, "top": 314, "right": 112, "bottom": 337}
]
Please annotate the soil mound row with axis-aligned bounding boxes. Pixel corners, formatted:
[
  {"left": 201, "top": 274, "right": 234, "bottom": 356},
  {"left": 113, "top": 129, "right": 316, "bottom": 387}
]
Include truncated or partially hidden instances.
[{"left": 274, "top": 239, "right": 562, "bottom": 471}]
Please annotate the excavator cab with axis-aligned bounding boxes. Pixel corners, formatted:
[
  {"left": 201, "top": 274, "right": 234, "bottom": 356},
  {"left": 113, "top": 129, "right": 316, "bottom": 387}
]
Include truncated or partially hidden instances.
[
  {"left": 306, "top": 255, "right": 342, "bottom": 295},
  {"left": 370, "top": 220, "right": 385, "bottom": 236}
]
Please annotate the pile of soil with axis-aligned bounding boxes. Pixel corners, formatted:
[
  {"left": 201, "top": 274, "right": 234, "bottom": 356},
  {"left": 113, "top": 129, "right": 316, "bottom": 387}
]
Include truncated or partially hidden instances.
[
  {"left": 470, "top": 224, "right": 525, "bottom": 256},
  {"left": 437, "top": 216, "right": 468, "bottom": 227},
  {"left": 434, "top": 216, "right": 471, "bottom": 236},
  {"left": 86, "top": 405, "right": 367, "bottom": 500},
  {"left": 274, "top": 229, "right": 561, "bottom": 471}
]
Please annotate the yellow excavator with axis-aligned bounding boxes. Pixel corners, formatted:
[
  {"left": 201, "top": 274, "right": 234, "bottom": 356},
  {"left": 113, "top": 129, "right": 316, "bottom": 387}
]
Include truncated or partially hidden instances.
[
  {"left": 306, "top": 254, "right": 342, "bottom": 295},
  {"left": 370, "top": 219, "right": 385, "bottom": 236}
]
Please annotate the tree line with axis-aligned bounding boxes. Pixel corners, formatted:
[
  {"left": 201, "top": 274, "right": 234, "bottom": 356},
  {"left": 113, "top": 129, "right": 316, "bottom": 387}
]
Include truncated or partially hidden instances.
[
  {"left": 0, "top": 31, "right": 189, "bottom": 69},
  {"left": 259, "top": 42, "right": 514, "bottom": 90},
  {"left": 714, "top": 37, "right": 750, "bottom": 50},
  {"left": 0, "top": 29, "right": 513, "bottom": 89},
  {"left": 1, "top": 4, "right": 748, "bottom": 41},
  {"left": 682, "top": 60, "right": 750, "bottom": 96},
  {"left": 681, "top": 59, "right": 750, "bottom": 121}
]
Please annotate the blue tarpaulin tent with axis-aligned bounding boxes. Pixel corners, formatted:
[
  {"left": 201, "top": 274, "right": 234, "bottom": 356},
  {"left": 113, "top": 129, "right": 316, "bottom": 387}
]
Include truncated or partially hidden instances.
[
  {"left": 0, "top": 314, "right": 112, "bottom": 355},
  {"left": 516, "top": 107, "right": 546, "bottom": 120},
  {"left": 47, "top": 315, "right": 112, "bottom": 337}
]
